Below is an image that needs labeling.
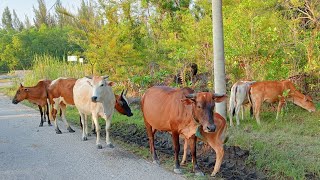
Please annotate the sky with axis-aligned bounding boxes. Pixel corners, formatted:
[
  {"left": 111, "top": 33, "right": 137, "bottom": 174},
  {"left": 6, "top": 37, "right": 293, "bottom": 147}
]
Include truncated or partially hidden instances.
[{"left": 0, "top": 0, "right": 83, "bottom": 23}]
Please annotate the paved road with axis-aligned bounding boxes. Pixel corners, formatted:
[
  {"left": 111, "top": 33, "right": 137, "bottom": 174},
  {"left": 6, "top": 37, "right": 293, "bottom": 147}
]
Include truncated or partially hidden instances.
[{"left": 0, "top": 93, "right": 184, "bottom": 180}]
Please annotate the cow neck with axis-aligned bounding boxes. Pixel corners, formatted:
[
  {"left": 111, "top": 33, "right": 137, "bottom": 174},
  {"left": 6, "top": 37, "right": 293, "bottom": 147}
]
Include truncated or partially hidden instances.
[
  {"left": 25, "top": 87, "right": 45, "bottom": 104},
  {"left": 191, "top": 112, "right": 204, "bottom": 139}
]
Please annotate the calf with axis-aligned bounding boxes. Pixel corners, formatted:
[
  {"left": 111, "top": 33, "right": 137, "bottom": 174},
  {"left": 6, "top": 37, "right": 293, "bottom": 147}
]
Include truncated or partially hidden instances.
[
  {"left": 229, "top": 81, "right": 255, "bottom": 126},
  {"left": 249, "top": 80, "right": 316, "bottom": 124},
  {"left": 12, "top": 80, "right": 52, "bottom": 127},
  {"left": 181, "top": 112, "right": 227, "bottom": 176},
  {"left": 73, "top": 76, "right": 116, "bottom": 149}
]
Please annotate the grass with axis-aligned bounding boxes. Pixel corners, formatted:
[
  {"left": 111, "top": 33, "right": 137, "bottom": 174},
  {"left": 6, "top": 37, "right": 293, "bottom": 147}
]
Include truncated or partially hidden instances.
[{"left": 227, "top": 103, "right": 320, "bottom": 179}]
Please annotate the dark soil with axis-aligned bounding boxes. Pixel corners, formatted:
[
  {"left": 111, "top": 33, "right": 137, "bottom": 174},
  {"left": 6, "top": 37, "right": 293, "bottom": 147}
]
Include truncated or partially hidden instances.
[{"left": 108, "top": 122, "right": 267, "bottom": 179}]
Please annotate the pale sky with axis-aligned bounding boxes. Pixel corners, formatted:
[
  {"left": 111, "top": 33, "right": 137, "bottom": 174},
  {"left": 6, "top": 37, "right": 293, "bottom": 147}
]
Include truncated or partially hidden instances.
[{"left": 0, "top": 0, "right": 83, "bottom": 24}]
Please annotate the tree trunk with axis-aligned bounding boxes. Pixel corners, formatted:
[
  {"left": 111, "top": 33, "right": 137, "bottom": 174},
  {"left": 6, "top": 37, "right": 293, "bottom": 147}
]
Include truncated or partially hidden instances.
[{"left": 212, "top": 0, "right": 227, "bottom": 119}]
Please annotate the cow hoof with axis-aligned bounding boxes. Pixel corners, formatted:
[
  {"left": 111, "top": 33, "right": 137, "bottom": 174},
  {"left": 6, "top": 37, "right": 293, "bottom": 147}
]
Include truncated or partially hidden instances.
[
  {"left": 153, "top": 160, "right": 160, "bottom": 165},
  {"left": 48, "top": 123, "right": 52, "bottom": 126},
  {"left": 82, "top": 136, "right": 88, "bottom": 141},
  {"left": 180, "top": 161, "right": 186, "bottom": 166},
  {"left": 173, "top": 168, "right": 182, "bottom": 174},
  {"left": 195, "top": 171, "right": 204, "bottom": 176},
  {"left": 97, "top": 144, "right": 103, "bottom": 149},
  {"left": 210, "top": 172, "right": 216, "bottom": 177},
  {"left": 39, "top": 124, "right": 43, "bottom": 127},
  {"left": 55, "top": 129, "right": 62, "bottom": 134},
  {"left": 67, "top": 127, "right": 75, "bottom": 133},
  {"left": 106, "top": 143, "right": 114, "bottom": 148}
]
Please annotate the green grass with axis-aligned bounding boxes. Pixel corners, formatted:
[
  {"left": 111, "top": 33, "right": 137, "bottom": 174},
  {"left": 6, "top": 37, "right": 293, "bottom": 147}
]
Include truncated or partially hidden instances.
[{"left": 227, "top": 103, "right": 320, "bottom": 179}]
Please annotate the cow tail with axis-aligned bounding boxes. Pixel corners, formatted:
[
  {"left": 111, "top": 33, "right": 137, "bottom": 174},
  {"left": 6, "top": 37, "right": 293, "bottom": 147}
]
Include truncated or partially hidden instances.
[
  {"left": 248, "top": 87, "right": 253, "bottom": 118},
  {"left": 229, "top": 85, "right": 237, "bottom": 117},
  {"left": 47, "top": 98, "right": 53, "bottom": 121}
]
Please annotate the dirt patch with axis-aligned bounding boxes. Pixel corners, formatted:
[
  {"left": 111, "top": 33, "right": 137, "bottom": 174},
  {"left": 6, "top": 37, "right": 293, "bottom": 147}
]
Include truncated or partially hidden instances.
[{"left": 109, "top": 122, "right": 267, "bottom": 179}]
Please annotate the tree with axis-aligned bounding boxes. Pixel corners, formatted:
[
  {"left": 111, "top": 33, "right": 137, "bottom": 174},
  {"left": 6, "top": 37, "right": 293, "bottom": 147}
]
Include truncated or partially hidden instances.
[
  {"left": 24, "top": 15, "right": 32, "bottom": 29},
  {"left": 1, "top": 7, "right": 13, "bottom": 30},
  {"left": 12, "top": 10, "right": 24, "bottom": 31},
  {"left": 212, "top": 0, "right": 227, "bottom": 119},
  {"left": 33, "top": 0, "right": 55, "bottom": 28}
]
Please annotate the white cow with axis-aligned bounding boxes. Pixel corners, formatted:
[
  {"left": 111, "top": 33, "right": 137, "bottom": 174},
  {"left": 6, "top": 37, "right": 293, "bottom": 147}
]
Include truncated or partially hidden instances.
[
  {"left": 73, "top": 76, "right": 116, "bottom": 149},
  {"left": 229, "top": 81, "right": 255, "bottom": 126}
]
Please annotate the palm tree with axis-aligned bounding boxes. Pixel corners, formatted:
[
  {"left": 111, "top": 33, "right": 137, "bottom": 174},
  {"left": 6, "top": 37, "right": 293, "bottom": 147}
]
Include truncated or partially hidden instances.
[{"left": 212, "top": 0, "right": 227, "bottom": 119}]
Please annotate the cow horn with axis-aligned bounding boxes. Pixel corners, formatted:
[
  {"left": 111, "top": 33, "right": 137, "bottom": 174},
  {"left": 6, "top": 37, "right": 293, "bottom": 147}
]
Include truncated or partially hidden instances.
[
  {"left": 103, "top": 75, "right": 109, "bottom": 79},
  {"left": 186, "top": 93, "right": 196, "bottom": 99},
  {"left": 85, "top": 76, "right": 92, "bottom": 79}
]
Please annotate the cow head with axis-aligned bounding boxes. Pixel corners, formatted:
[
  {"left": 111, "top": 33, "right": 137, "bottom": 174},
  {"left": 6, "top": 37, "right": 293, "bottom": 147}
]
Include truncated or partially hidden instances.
[
  {"left": 115, "top": 89, "right": 133, "bottom": 117},
  {"left": 86, "top": 76, "right": 115, "bottom": 103},
  {"left": 296, "top": 95, "right": 316, "bottom": 112},
  {"left": 12, "top": 83, "right": 29, "bottom": 104},
  {"left": 181, "top": 92, "right": 227, "bottom": 133}
]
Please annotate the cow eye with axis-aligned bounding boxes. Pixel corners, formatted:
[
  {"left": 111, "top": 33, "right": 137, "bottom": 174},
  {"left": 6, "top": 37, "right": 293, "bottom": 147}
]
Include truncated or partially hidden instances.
[
  {"left": 100, "top": 84, "right": 104, "bottom": 87},
  {"left": 197, "top": 105, "right": 202, "bottom": 109}
]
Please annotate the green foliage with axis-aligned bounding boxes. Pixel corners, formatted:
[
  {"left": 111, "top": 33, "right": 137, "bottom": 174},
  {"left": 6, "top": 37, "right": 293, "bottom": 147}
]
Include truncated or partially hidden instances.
[{"left": 22, "top": 55, "right": 90, "bottom": 86}]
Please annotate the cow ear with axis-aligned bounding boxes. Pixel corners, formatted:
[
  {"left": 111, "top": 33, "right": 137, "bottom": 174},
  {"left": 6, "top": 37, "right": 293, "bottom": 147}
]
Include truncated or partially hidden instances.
[
  {"left": 20, "top": 83, "right": 23, "bottom": 87},
  {"left": 85, "top": 76, "right": 92, "bottom": 79},
  {"left": 120, "top": 89, "right": 124, "bottom": 96},
  {"left": 181, "top": 98, "right": 195, "bottom": 105},
  {"left": 304, "top": 95, "right": 313, "bottom": 102},
  {"left": 107, "top": 81, "right": 115, "bottom": 87},
  {"left": 213, "top": 94, "right": 227, "bottom": 103},
  {"left": 103, "top": 75, "right": 109, "bottom": 79}
]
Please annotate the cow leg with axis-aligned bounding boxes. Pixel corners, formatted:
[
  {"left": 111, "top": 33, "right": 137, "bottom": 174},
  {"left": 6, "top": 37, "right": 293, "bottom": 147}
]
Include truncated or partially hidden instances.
[
  {"left": 45, "top": 103, "right": 52, "bottom": 126},
  {"left": 105, "top": 118, "right": 114, "bottom": 148},
  {"left": 180, "top": 139, "right": 188, "bottom": 166},
  {"left": 208, "top": 139, "right": 224, "bottom": 177},
  {"left": 91, "top": 118, "right": 96, "bottom": 135},
  {"left": 189, "top": 136, "right": 204, "bottom": 176},
  {"left": 172, "top": 132, "right": 182, "bottom": 174},
  {"left": 80, "top": 113, "right": 88, "bottom": 141},
  {"left": 60, "top": 104, "right": 75, "bottom": 133},
  {"left": 241, "top": 105, "right": 244, "bottom": 120},
  {"left": 235, "top": 104, "right": 241, "bottom": 126},
  {"left": 38, "top": 105, "right": 44, "bottom": 127},
  {"left": 145, "top": 122, "right": 159, "bottom": 164},
  {"left": 253, "top": 99, "right": 262, "bottom": 125},
  {"left": 276, "top": 98, "right": 285, "bottom": 120},
  {"left": 92, "top": 114, "right": 102, "bottom": 149}
]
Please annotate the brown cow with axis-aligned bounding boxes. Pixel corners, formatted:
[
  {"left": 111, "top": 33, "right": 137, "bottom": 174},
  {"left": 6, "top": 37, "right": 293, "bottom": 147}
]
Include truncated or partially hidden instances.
[
  {"left": 141, "top": 86, "right": 227, "bottom": 176},
  {"left": 249, "top": 80, "right": 316, "bottom": 124},
  {"left": 181, "top": 112, "right": 227, "bottom": 177},
  {"left": 47, "top": 77, "right": 77, "bottom": 134},
  {"left": 12, "top": 80, "right": 52, "bottom": 127}
]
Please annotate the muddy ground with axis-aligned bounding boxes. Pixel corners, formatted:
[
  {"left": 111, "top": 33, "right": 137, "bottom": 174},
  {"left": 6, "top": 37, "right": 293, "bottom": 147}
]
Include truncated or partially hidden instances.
[{"left": 108, "top": 122, "right": 267, "bottom": 179}]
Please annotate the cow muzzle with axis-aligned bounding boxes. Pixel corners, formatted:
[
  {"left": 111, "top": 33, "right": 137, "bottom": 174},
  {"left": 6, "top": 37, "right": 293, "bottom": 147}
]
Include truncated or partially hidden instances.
[
  {"left": 127, "top": 112, "right": 133, "bottom": 117},
  {"left": 91, "top": 96, "right": 98, "bottom": 102},
  {"left": 12, "top": 99, "right": 19, "bottom": 104},
  {"left": 205, "top": 124, "right": 216, "bottom": 133}
]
